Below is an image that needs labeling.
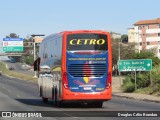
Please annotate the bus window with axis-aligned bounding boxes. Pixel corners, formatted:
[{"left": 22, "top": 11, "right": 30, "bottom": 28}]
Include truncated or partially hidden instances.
[{"left": 67, "top": 34, "right": 108, "bottom": 51}]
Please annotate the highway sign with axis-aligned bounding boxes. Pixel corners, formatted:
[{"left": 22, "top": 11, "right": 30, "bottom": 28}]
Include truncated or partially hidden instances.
[
  {"left": 3, "top": 41, "right": 23, "bottom": 46},
  {"left": 3, "top": 38, "right": 23, "bottom": 41},
  {"left": 118, "top": 59, "right": 152, "bottom": 71},
  {"left": 3, "top": 46, "right": 23, "bottom": 52},
  {"left": 3, "top": 38, "right": 24, "bottom": 52}
]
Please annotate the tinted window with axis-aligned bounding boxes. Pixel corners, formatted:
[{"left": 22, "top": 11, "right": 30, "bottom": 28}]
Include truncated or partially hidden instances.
[{"left": 67, "top": 34, "right": 108, "bottom": 51}]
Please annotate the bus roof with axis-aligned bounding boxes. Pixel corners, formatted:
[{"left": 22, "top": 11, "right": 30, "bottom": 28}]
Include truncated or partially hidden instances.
[{"left": 43, "top": 30, "right": 110, "bottom": 42}]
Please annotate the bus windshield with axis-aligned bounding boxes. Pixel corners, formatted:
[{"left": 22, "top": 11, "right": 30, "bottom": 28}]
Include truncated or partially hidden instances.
[{"left": 67, "top": 34, "right": 108, "bottom": 51}]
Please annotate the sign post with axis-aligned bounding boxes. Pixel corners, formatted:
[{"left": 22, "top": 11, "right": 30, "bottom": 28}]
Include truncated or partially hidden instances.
[
  {"left": 118, "top": 59, "right": 152, "bottom": 90},
  {"left": 135, "top": 71, "right": 137, "bottom": 90}
]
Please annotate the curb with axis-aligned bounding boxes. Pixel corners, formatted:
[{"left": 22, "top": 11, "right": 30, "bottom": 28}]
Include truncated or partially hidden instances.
[{"left": 113, "top": 94, "right": 160, "bottom": 103}]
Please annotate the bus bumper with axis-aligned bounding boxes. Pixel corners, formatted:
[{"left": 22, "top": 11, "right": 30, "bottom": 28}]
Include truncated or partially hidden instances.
[{"left": 62, "top": 87, "right": 112, "bottom": 101}]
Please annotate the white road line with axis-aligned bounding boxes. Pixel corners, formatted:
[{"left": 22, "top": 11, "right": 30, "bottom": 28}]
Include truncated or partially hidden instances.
[
  {"left": 7, "top": 90, "right": 11, "bottom": 93},
  {"left": 17, "top": 95, "right": 22, "bottom": 98}
]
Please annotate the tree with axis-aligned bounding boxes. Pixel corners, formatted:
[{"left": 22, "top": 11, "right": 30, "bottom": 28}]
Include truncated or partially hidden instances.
[
  {"left": 6, "top": 33, "right": 19, "bottom": 38},
  {"left": 121, "top": 34, "right": 128, "bottom": 43},
  {"left": 127, "top": 51, "right": 160, "bottom": 66},
  {"left": 112, "top": 38, "right": 136, "bottom": 75},
  {"left": 112, "top": 38, "right": 135, "bottom": 66},
  {"left": 112, "top": 38, "right": 119, "bottom": 66}
]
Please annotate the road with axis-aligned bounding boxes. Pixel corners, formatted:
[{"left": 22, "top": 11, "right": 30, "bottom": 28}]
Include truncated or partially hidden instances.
[
  {"left": 3, "top": 60, "right": 34, "bottom": 76},
  {"left": 0, "top": 75, "right": 160, "bottom": 120}
]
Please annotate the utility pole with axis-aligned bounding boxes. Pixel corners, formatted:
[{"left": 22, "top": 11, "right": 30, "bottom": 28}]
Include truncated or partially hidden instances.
[
  {"left": 118, "top": 37, "right": 121, "bottom": 76},
  {"left": 118, "top": 36, "right": 122, "bottom": 85}
]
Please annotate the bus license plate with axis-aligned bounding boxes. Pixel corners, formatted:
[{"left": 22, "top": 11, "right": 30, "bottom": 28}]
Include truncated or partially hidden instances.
[{"left": 84, "top": 87, "right": 91, "bottom": 90}]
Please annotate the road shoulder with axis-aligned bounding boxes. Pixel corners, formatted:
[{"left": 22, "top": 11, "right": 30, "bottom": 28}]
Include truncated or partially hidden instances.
[{"left": 112, "top": 76, "right": 160, "bottom": 103}]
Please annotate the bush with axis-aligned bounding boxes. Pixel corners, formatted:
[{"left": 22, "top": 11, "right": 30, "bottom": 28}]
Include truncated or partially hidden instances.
[
  {"left": 151, "top": 66, "right": 160, "bottom": 85},
  {"left": 136, "top": 73, "right": 150, "bottom": 88},
  {"left": 149, "top": 84, "right": 160, "bottom": 94},
  {"left": 122, "top": 72, "right": 150, "bottom": 93},
  {"left": 122, "top": 76, "right": 135, "bottom": 92}
]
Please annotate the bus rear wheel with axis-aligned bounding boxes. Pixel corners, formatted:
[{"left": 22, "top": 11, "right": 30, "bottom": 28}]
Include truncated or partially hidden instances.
[
  {"left": 39, "top": 86, "right": 42, "bottom": 97},
  {"left": 53, "top": 87, "right": 63, "bottom": 107},
  {"left": 95, "top": 101, "right": 103, "bottom": 108},
  {"left": 42, "top": 97, "right": 48, "bottom": 103},
  {"left": 88, "top": 101, "right": 103, "bottom": 108}
]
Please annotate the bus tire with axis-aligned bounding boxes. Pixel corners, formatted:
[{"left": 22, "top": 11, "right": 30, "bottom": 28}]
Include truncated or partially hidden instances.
[
  {"left": 95, "top": 101, "right": 103, "bottom": 108},
  {"left": 52, "top": 87, "right": 55, "bottom": 99},
  {"left": 88, "top": 101, "right": 103, "bottom": 108},
  {"left": 42, "top": 97, "right": 48, "bottom": 103},
  {"left": 39, "top": 86, "right": 42, "bottom": 97},
  {"left": 55, "top": 99, "right": 63, "bottom": 107},
  {"left": 54, "top": 87, "right": 62, "bottom": 107}
]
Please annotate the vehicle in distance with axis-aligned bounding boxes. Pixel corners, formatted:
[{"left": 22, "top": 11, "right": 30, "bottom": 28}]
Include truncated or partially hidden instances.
[
  {"left": 34, "top": 30, "right": 112, "bottom": 108},
  {"left": 9, "top": 67, "right": 14, "bottom": 70}
]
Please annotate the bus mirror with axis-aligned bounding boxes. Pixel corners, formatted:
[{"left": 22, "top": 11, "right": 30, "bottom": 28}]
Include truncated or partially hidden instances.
[{"left": 34, "top": 57, "right": 40, "bottom": 71}]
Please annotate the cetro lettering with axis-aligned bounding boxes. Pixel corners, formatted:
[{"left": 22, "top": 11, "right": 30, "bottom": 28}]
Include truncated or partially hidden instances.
[{"left": 69, "top": 39, "right": 105, "bottom": 45}]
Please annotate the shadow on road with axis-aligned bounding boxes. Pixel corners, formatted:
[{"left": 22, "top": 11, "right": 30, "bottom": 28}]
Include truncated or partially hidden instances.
[
  {"left": 16, "top": 98, "right": 105, "bottom": 109},
  {"left": 16, "top": 98, "right": 54, "bottom": 108}
]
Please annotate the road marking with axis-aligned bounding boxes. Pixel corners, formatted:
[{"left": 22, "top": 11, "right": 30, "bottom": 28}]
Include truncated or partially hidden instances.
[
  {"left": 7, "top": 90, "right": 11, "bottom": 93},
  {"left": 63, "top": 113, "right": 75, "bottom": 117},
  {"left": 17, "top": 95, "right": 22, "bottom": 98}
]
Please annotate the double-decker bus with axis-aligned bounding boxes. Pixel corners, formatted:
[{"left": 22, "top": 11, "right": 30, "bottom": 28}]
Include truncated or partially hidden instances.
[{"left": 34, "top": 30, "right": 112, "bottom": 107}]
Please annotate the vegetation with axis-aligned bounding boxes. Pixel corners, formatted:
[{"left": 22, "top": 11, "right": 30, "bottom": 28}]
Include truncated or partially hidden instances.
[
  {"left": 6, "top": 33, "right": 19, "bottom": 38},
  {"left": 126, "top": 51, "right": 160, "bottom": 66},
  {"left": 22, "top": 55, "right": 34, "bottom": 65},
  {"left": 111, "top": 36, "right": 160, "bottom": 95},
  {"left": 6, "top": 33, "right": 35, "bottom": 65},
  {"left": 112, "top": 37, "right": 135, "bottom": 75},
  {"left": 121, "top": 34, "right": 128, "bottom": 43},
  {"left": 121, "top": 51, "right": 160, "bottom": 95}
]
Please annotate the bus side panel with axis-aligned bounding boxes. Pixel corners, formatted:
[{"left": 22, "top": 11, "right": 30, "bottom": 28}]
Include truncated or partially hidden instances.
[
  {"left": 38, "top": 35, "right": 63, "bottom": 100},
  {"left": 107, "top": 32, "right": 112, "bottom": 76}
]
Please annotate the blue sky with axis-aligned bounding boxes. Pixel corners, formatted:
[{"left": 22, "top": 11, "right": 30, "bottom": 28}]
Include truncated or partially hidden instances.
[{"left": 0, "top": 0, "right": 160, "bottom": 40}]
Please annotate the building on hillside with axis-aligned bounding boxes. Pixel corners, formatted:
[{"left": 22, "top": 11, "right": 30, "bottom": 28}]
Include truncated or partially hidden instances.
[
  {"left": 128, "top": 18, "right": 160, "bottom": 58},
  {"left": 25, "top": 37, "right": 43, "bottom": 55},
  {"left": 31, "top": 37, "right": 43, "bottom": 55}
]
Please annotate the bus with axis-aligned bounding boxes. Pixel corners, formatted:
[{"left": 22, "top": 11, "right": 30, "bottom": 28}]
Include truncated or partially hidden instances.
[{"left": 34, "top": 30, "right": 112, "bottom": 108}]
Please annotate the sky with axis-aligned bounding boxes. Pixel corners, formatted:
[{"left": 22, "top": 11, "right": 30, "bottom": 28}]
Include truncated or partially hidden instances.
[
  {"left": 0, "top": 0, "right": 160, "bottom": 40},
  {"left": 0, "top": 0, "right": 160, "bottom": 57}
]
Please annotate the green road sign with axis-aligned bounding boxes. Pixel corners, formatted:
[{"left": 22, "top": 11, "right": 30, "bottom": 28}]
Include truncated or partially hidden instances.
[
  {"left": 3, "top": 46, "right": 23, "bottom": 52},
  {"left": 118, "top": 59, "right": 152, "bottom": 71}
]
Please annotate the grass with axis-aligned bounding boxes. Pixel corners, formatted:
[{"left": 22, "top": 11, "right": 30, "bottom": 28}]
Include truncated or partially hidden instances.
[
  {"left": 134, "top": 87, "right": 160, "bottom": 96},
  {"left": 135, "top": 87, "right": 153, "bottom": 94},
  {"left": 0, "top": 62, "right": 37, "bottom": 81}
]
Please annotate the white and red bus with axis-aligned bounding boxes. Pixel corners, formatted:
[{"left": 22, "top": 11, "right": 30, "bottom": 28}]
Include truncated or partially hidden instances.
[{"left": 34, "top": 30, "right": 112, "bottom": 107}]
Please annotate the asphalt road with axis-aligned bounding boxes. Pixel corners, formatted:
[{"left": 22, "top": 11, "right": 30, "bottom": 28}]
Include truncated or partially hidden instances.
[
  {"left": 3, "top": 60, "right": 34, "bottom": 76},
  {"left": 0, "top": 75, "right": 160, "bottom": 120}
]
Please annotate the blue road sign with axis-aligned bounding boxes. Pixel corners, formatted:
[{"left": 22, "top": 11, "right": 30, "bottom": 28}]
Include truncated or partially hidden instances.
[{"left": 3, "top": 38, "right": 24, "bottom": 41}]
